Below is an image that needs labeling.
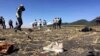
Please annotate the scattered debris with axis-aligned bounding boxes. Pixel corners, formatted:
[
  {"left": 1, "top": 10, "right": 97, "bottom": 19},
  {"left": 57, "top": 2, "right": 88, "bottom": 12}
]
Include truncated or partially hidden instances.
[
  {"left": 44, "top": 29, "right": 52, "bottom": 33},
  {"left": 80, "top": 26, "right": 93, "bottom": 32},
  {"left": 41, "top": 42, "right": 64, "bottom": 55},
  {"left": 94, "top": 37, "right": 100, "bottom": 44},
  {"left": 0, "top": 41, "right": 15, "bottom": 54},
  {"left": 28, "top": 29, "right": 33, "bottom": 32},
  {"left": 0, "top": 38, "right": 6, "bottom": 41},
  {"left": 87, "top": 51, "right": 95, "bottom": 56},
  {"left": 23, "top": 31, "right": 32, "bottom": 40},
  {"left": 28, "top": 35, "right": 32, "bottom": 39}
]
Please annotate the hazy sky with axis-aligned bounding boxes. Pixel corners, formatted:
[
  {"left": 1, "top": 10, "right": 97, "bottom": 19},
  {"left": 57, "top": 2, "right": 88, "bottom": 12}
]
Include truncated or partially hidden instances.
[{"left": 0, "top": 0, "right": 100, "bottom": 27}]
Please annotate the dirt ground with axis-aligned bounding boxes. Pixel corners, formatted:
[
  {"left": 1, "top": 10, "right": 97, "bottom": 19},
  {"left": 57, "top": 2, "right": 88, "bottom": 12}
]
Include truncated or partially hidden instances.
[{"left": 0, "top": 26, "right": 100, "bottom": 56}]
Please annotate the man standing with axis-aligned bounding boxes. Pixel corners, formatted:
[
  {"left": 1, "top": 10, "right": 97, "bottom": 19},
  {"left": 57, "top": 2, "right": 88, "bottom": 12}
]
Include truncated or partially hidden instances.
[
  {"left": 9, "top": 19, "right": 13, "bottom": 29},
  {"left": 43, "top": 20, "right": 47, "bottom": 27},
  {"left": 53, "top": 18, "right": 57, "bottom": 29},
  {"left": 1, "top": 16, "right": 6, "bottom": 29},
  {"left": 58, "top": 18, "right": 62, "bottom": 29},
  {"left": 15, "top": 4, "right": 25, "bottom": 32},
  {"left": 38, "top": 19, "right": 42, "bottom": 29},
  {"left": 34, "top": 19, "right": 37, "bottom": 28}
]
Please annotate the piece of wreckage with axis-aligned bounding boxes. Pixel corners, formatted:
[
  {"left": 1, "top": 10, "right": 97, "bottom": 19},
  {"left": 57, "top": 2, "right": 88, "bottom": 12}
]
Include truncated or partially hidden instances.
[
  {"left": 41, "top": 42, "right": 67, "bottom": 55},
  {"left": 0, "top": 41, "right": 16, "bottom": 55},
  {"left": 80, "top": 26, "right": 94, "bottom": 32}
]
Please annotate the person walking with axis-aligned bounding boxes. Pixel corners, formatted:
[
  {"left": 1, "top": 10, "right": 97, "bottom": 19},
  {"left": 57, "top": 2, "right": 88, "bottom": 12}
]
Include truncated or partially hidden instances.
[{"left": 15, "top": 4, "right": 25, "bottom": 32}]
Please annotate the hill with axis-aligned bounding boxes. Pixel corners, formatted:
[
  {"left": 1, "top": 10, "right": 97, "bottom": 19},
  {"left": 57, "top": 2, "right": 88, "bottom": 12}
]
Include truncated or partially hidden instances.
[
  {"left": 69, "top": 19, "right": 89, "bottom": 25},
  {"left": 61, "top": 19, "right": 97, "bottom": 26}
]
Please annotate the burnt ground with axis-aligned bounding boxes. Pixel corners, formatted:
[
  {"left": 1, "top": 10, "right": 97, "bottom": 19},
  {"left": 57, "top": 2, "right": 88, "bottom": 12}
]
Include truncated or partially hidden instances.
[{"left": 0, "top": 26, "right": 100, "bottom": 56}]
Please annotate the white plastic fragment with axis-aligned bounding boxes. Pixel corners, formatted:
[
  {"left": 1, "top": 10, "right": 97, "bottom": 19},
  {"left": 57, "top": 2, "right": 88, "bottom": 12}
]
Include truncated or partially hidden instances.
[
  {"left": 42, "top": 42, "right": 63, "bottom": 54},
  {"left": 44, "top": 29, "right": 52, "bottom": 33}
]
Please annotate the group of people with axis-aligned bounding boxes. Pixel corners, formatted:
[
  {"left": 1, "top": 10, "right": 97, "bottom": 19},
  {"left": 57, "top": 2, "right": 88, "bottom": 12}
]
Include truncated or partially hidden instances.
[
  {"left": 32, "top": 19, "right": 47, "bottom": 29},
  {"left": 0, "top": 4, "right": 63, "bottom": 32},
  {"left": 53, "top": 17, "right": 62, "bottom": 29},
  {"left": 0, "top": 16, "right": 14, "bottom": 29}
]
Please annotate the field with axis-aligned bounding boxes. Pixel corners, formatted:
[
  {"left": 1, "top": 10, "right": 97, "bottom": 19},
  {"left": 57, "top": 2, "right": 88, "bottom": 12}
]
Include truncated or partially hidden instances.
[{"left": 0, "top": 25, "right": 100, "bottom": 56}]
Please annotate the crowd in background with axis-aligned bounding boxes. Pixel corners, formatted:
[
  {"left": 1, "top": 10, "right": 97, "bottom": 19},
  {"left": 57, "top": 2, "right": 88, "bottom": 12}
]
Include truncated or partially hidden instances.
[
  {"left": 0, "top": 16, "right": 62, "bottom": 30},
  {"left": 53, "top": 17, "right": 62, "bottom": 29},
  {"left": 32, "top": 19, "right": 47, "bottom": 29},
  {"left": 32, "top": 17, "right": 62, "bottom": 30},
  {"left": 0, "top": 4, "right": 62, "bottom": 31}
]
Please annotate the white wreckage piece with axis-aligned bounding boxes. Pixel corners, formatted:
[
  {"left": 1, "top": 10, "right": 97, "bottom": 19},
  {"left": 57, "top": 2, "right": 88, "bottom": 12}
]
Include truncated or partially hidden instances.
[
  {"left": 44, "top": 29, "right": 52, "bottom": 33},
  {"left": 42, "top": 42, "right": 63, "bottom": 54}
]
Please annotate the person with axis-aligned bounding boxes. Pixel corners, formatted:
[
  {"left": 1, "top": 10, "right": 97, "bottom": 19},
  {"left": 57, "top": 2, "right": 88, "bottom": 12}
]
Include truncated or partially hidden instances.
[
  {"left": 1, "top": 16, "right": 6, "bottom": 29},
  {"left": 34, "top": 19, "right": 37, "bottom": 28},
  {"left": 38, "top": 19, "right": 42, "bottom": 29},
  {"left": 9, "top": 19, "right": 13, "bottom": 29},
  {"left": 14, "top": 4, "right": 25, "bottom": 32},
  {"left": 53, "top": 18, "right": 57, "bottom": 29},
  {"left": 33, "top": 19, "right": 38, "bottom": 29},
  {"left": 58, "top": 18, "right": 62, "bottom": 29},
  {"left": 43, "top": 20, "right": 47, "bottom": 28},
  {"left": 56, "top": 18, "right": 59, "bottom": 28},
  {"left": 0, "top": 16, "right": 3, "bottom": 29},
  {"left": 0, "top": 16, "right": 3, "bottom": 25}
]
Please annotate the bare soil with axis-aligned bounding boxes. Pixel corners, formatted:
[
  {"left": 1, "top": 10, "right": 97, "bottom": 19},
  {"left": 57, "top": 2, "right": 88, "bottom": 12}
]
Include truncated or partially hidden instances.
[{"left": 0, "top": 26, "right": 100, "bottom": 56}]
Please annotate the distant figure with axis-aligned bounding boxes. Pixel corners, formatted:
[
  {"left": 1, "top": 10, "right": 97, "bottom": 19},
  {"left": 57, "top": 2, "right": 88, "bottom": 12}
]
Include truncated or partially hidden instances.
[
  {"left": 0, "top": 16, "right": 3, "bottom": 25},
  {"left": 15, "top": 4, "right": 25, "bottom": 32},
  {"left": 58, "top": 18, "right": 62, "bottom": 29},
  {"left": 53, "top": 18, "right": 57, "bottom": 29},
  {"left": 56, "top": 18, "right": 59, "bottom": 28},
  {"left": 95, "top": 16, "right": 100, "bottom": 25},
  {"left": 34, "top": 19, "right": 37, "bottom": 28},
  {"left": 32, "top": 19, "right": 38, "bottom": 28},
  {"left": 43, "top": 20, "right": 47, "bottom": 28},
  {"left": 32, "top": 23, "right": 35, "bottom": 28},
  {"left": 9, "top": 19, "right": 13, "bottom": 29},
  {"left": 38, "top": 19, "right": 42, "bottom": 29},
  {"left": 0, "top": 16, "right": 6, "bottom": 29},
  {"left": 0, "top": 16, "right": 3, "bottom": 29}
]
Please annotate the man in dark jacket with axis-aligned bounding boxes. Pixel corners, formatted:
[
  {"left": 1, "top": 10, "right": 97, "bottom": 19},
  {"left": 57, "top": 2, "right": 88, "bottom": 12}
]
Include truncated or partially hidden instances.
[
  {"left": 58, "top": 18, "right": 62, "bottom": 29},
  {"left": 9, "top": 19, "right": 13, "bottom": 29},
  {"left": 15, "top": 4, "right": 25, "bottom": 32},
  {"left": 1, "top": 16, "right": 6, "bottom": 29}
]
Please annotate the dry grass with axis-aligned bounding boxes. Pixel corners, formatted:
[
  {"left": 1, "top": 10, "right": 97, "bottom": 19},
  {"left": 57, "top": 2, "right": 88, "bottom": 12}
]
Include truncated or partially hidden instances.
[{"left": 0, "top": 26, "right": 100, "bottom": 56}]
